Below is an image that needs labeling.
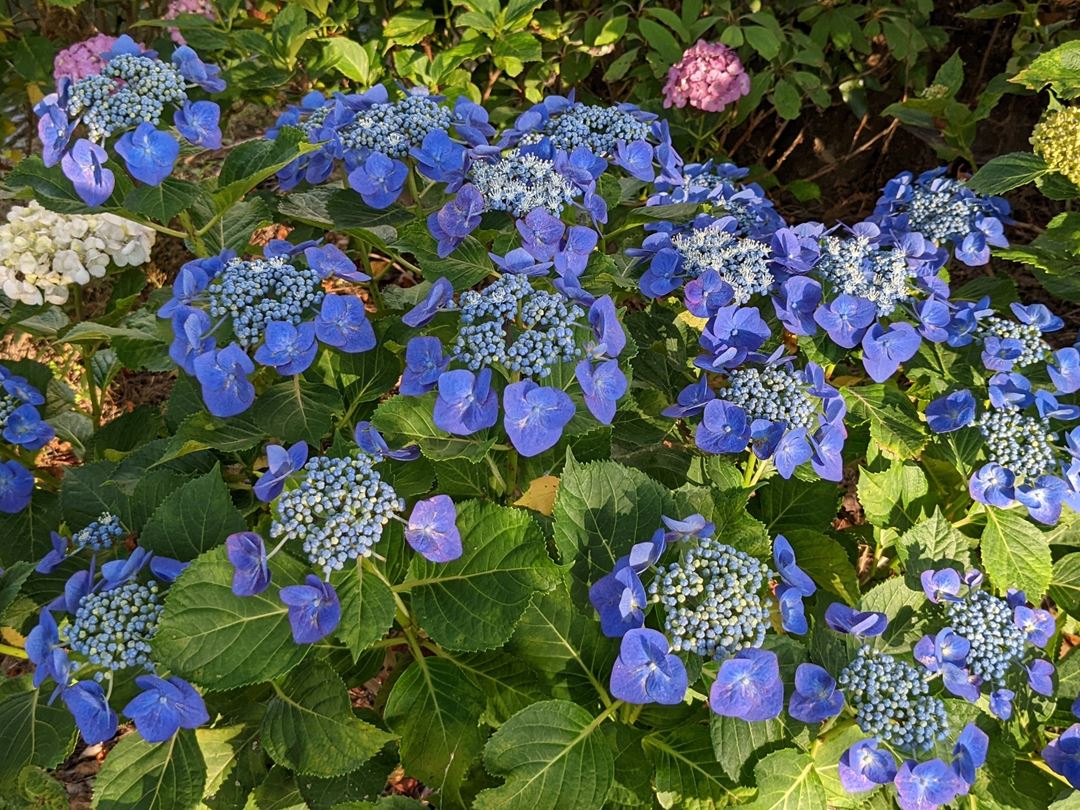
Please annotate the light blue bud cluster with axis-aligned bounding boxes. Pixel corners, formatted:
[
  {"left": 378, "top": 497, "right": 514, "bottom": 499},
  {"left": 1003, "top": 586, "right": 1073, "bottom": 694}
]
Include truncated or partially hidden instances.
[
  {"left": 455, "top": 274, "right": 583, "bottom": 378},
  {"left": 467, "top": 150, "right": 577, "bottom": 218},
  {"left": 977, "top": 409, "right": 1056, "bottom": 479},
  {"left": 67, "top": 54, "right": 187, "bottom": 142},
  {"left": 647, "top": 537, "right": 771, "bottom": 659},
  {"left": 814, "top": 233, "right": 912, "bottom": 317},
  {"left": 838, "top": 645, "right": 948, "bottom": 752},
  {"left": 944, "top": 590, "right": 1027, "bottom": 685},
  {"left": 977, "top": 316, "right": 1049, "bottom": 368},
  {"left": 0, "top": 392, "right": 20, "bottom": 430},
  {"left": 269, "top": 454, "right": 405, "bottom": 576},
  {"left": 72, "top": 513, "right": 124, "bottom": 552},
  {"left": 337, "top": 94, "right": 452, "bottom": 159},
  {"left": 207, "top": 256, "right": 324, "bottom": 348},
  {"left": 68, "top": 580, "right": 162, "bottom": 675},
  {"left": 670, "top": 226, "right": 773, "bottom": 305},
  {"left": 725, "top": 365, "right": 819, "bottom": 430},
  {"left": 906, "top": 178, "right": 988, "bottom": 244},
  {"left": 542, "top": 103, "right": 651, "bottom": 156}
]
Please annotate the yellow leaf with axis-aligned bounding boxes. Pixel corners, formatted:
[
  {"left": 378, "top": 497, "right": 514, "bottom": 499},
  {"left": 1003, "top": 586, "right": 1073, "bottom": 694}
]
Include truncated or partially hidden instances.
[
  {"left": 514, "top": 475, "right": 560, "bottom": 516},
  {"left": 26, "top": 83, "right": 43, "bottom": 106},
  {"left": 675, "top": 310, "right": 708, "bottom": 330}
]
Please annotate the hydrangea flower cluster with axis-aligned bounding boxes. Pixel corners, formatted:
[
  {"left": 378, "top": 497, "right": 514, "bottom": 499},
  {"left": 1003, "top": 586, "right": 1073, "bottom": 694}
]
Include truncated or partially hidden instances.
[
  {"left": 942, "top": 299, "right": 1061, "bottom": 373},
  {"left": 917, "top": 568, "right": 1055, "bottom": 718},
  {"left": 400, "top": 275, "right": 627, "bottom": 456},
  {"left": 72, "top": 512, "right": 125, "bottom": 552},
  {"left": 35, "top": 35, "right": 225, "bottom": 205},
  {"left": 25, "top": 543, "right": 201, "bottom": 745},
  {"left": 662, "top": 40, "right": 751, "bottom": 113},
  {"left": 1031, "top": 107, "right": 1080, "bottom": 187},
  {"left": 0, "top": 201, "right": 154, "bottom": 305},
  {"left": 466, "top": 149, "right": 578, "bottom": 218},
  {"left": 53, "top": 34, "right": 133, "bottom": 83},
  {"left": 647, "top": 161, "right": 785, "bottom": 239},
  {"left": 667, "top": 346, "right": 847, "bottom": 481},
  {"left": 225, "top": 426, "right": 461, "bottom": 644},
  {"left": 159, "top": 241, "right": 375, "bottom": 417},
  {"left": 589, "top": 519, "right": 814, "bottom": 716},
  {"left": 926, "top": 374, "right": 1080, "bottom": 523},
  {"left": 872, "top": 168, "right": 1010, "bottom": 266},
  {"left": 0, "top": 365, "right": 53, "bottom": 514},
  {"left": 163, "top": 0, "right": 216, "bottom": 45}
]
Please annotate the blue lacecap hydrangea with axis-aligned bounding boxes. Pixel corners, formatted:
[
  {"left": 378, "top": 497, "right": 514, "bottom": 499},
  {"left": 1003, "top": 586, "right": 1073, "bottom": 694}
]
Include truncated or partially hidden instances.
[
  {"left": 35, "top": 35, "right": 225, "bottom": 205},
  {"left": 159, "top": 240, "right": 376, "bottom": 417},
  {"left": 589, "top": 518, "right": 814, "bottom": 716},
  {"left": 26, "top": 537, "right": 202, "bottom": 745},
  {"left": 0, "top": 365, "right": 53, "bottom": 514},
  {"left": 224, "top": 425, "right": 461, "bottom": 645},
  {"left": 399, "top": 272, "right": 628, "bottom": 457}
]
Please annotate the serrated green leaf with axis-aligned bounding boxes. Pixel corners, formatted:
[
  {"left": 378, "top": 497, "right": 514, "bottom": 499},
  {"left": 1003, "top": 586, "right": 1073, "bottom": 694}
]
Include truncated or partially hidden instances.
[
  {"left": 859, "top": 576, "right": 927, "bottom": 654},
  {"left": 748, "top": 749, "right": 825, "bottom": 810},
  {"left": 0, "top": 561, "right": 33, "bottom": 618},
  {"left": 981, "top": 508, "right": 1053, "bottom": 600},
  {"left": 783, "top": 530, "right": 860, "bottom": 605},
  {"left": 253, "top": 379, "right": 343, "bottom": 444},
  {"left": 331, "top": 561, "right": 396, "bottom": 659},
  {"left": 154, "top": 546, "right": 310, "bottom": 690},
  {"left": 0, "top": 679, "right": 76, "bottom": 788},
  {"left": 968, "top": 152, "right": 1048, "bottom": 195},
  {"left": 475, "top": 700, "right": 614, "bottom": 810},
  {"left": 158, "top": 411, "right": 266, "bottom": 463},
  {"left": 123, "top": 180, "right": 201, "bottom": 223},
  {"left": 406, "top": 500, "right": 557, "bottom": 651},
  {"left": 391, "top": 222, "right": 493, "bottom": 289},
  {"left": 1011, "top": 41, "right": 1080, "bottom": 98},
  {"left": 197, "top": 723, "right": 258, "bottom": 799},
  {"left": 644, "top": 723, "right": 753, "bottom": 809},
  {"left": 857, "top": 462, "right": 932, "bottom": 533},
  {"left": 263, "top": 662, "right": 393, "bottom": 778},
  {"left": 896, "top": 508, "right": 970, "bottom": 577},
  {"left": 373, "top": 394, "right": 496, "bottom": 462},
  {"left": 384, "top": 657, "right": 485, "bottom": 804},
  {"left": 709, "top": 713, "right": 789, "bottom": 783},
  {"left": 1049, "top": 551, "right": 1080, "bottom": 617},
  {"left": 138, "top": 465, "right": 246, "bottom": 561},
  {"left": 844, "top": 385, "right": 927, "bottom": 459},
  {"left": 552, "top": 455, "right": 671, "bottom": 599},
  {"left": 92, "top": 729, "right": 205, "bottom": 810}
]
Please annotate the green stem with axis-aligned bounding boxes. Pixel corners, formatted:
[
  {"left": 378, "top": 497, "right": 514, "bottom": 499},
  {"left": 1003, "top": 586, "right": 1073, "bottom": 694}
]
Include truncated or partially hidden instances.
[
  {"left": 742, "top": 453, "right": 757, "bottom": 488},
  {"left": 407, "top": 171, "right": 424, "bottom": 216},
  {"left": 83, "top": 344, "right": 102, "bottom": 428},
  {"left": 505, "top": 446, "right": 520, "bottom": 502}
]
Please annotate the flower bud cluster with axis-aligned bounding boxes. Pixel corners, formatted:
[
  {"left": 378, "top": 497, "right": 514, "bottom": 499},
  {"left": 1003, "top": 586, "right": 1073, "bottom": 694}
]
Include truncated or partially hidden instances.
[
  {"left": 944, "top": 590, "right": 1027, "bottom": 685},
  {"left": 207, "top": 256, "right": 324, "bottom": 347},
  {"left": 72, "top": 513, "right": 125, "bottom": 552},
  {"left": 725, "top": 365, "right": 819, "bottom": 430},
  {"left": 977, "top": 409, "right": 1056, "bottom": 479},
  {"left": 338, "top": 94, "right": 452, "bottom": 159},
  {"left": 467, "top": 150, "right": 577, "bottom": 218},
  {"left": 977, "top": 315, "right": 1049, "bottom": 369},
  {"left": 670, "top": 226, "right": 773, "bottom": 305},
  {"left": 814, "top": 234, "right": 911, "bottom": 317},
  {"left": 541, "top": 103, "right": 652, "bottom": 157},
  {"left": 69, "top": 580, "right": 163, "bottom": 675},
  {"left": 1031, "top": 107, "right": 1080, "bottom": 187},
  {"left": 68, "top": 54, "right": 187, "bottom": 141}
]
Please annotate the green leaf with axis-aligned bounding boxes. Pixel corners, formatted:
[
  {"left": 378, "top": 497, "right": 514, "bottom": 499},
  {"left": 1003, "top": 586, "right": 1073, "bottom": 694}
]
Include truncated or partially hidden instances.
[
  {"left": 92, "top": 730, "right": 205, "bottom": 810},
  {"left": 331, "top": 561, "right": 396, "bottom": 659},
  {"left": 644, "top": 724, "right": 753, "bottom": 808},
  {"left": 0, "top": 561, "right": 33, "bottom": 618},
  {"left": 213, "top": 127, "right": 318, "bottom": 212},
  {"left": 197, "top": 723, "right": 259, "bottom": 800},
  {"left": 276, "top": 187, "right": 408, "bottom": 246},
  {"left": 638, "top": 19, "right": 683, "bottom": 66},
  {"left": 154, "top": 546, "right": 310, "bottom": 690},
  {"left": 263, "top": 661, "right": 393, "bottom": 778},
  {"left": 476, "top": 700, "right": 614, "bottom": 810},
  {"left": 1050, "top": 552, "right": 1080, "bottom": 617},
  {"left": 744, "top": 25, "right": 781, "bottom": 59},
  {"left": 384, "top": 657, "right": 486, "bottom": 803},
  {"left": 332, "top": 345, "right": 402, "bottom": 405},
  {"left": 138, "top": 465, "right": 246, "bottom": 561},
  {"left": 856, "top": 462, "right": 931, "bottom": 534},
  {"left": 0, "top": 491, "right": 61, "bottom": 566},
  {"left": 552, "top": 455, "right": 671, "bottom": 599},
  {"left": 843, "top": 385, "right": 927, "bottom": 459},
  {"left": 373, "top": 394, "right": 495, "bottom": 462},
  {"left": 783, "top": 530, "right": 860, "bottom": 605},
  {"left": 324, "top": 38, "right": 374, "bottom": 83},
  {"left": 748, "top": 749, "right": 825, "bottom": 810},
  {"left": 1011, "top": 41, "right": 1080, "bottom": 98},
  {"left": 383, "top": 9, "right": 436, "bottom": 45},
  {"left": 253, "top": 379, "right": 343, "bottom": 444},
  {"left": 193, "top": 197, "right": 273, "bottom": 256},
  {"left": 968, "top": 152, "right": 1048, "bottom": 195},
  {"left": 158, "top": 411, "right": 266, "bottom": 463},
  {"left": 0, "top": 679, "right": 76, "bottom": 788},
  {"left": 981, "top": 508, "right": 1053, "bottom": 600},
  {"left": 771, "top": 78, "right": 802, "bottom": 120},
  {"left": 709, "top": 713, "right": 790, "bottom": 783},
  {"left": 391, "top": 222, "right": 494, "bottom": 290},
  {"left": 896, "top": 508, "right": 970, "bottom": 577},
  {"left": 407, "top": 499, "right": 557, "bottom": 651},
  {"left": 752, "top": 477, "right": 839, "bottom": 536},
  {"left": 860, "top": 576, "right": 927, "bottom": 654},
  {"left": 123, "top": 179, "right": 201, "bottom": 223}
]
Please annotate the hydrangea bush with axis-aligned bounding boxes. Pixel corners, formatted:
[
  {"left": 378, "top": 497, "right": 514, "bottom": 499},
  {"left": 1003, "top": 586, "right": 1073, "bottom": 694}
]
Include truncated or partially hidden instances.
[{"left": 3, "top": 31, "right": 1080, "bottom": 810}]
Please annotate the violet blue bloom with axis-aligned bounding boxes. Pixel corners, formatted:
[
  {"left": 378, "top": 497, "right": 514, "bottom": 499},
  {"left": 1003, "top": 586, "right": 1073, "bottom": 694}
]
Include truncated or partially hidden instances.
[
  {"left": 838, "top": 739, "right": 897, "bottom": 793},
  {"left": 1014, "top": 605, "right": 1055, "bottom": 647},
  {"left": 773, "top": 535, "right": 815, "bottom": 597},
  {"left": 3, "top": 405, "right": 54, "bottom": 450},
  {"left": 254, "top": 321, "right": 318, "bottom": 375},
  {"left": 777, "top": 584, "right": 808, "bottom": 635},
  {"left": 25, "top": 609, "right": 60, "bottom": 688},
  {"left": 609, "top": 628, "right": 688, "bottom": 705},
  {"left": 695, "top": 400, "right": 751, "bottom": 454},
  {"left": 1050, "top": 347, "right": 1080, "bottom": 394},
  {"left": 588, "top": 296, "right": 626, "bottom": 357},
  {"left": 920, "top": 569, "right": 962, "bottom": 604},
  {"left": 193, "top": 343, "right": 256, "bottom": 417},
  {"left": 114, "top": 122, "right": 179, "bottom": 186},
  {"left": 824, "top": 603, "right": 887, "bottom": 637},
  {"left": 489, "top": 248, "right": 552, "bottom": 277},
  {"left": 589, "top": 561, "right": 646, "bottom": 637},
  {"left": 36, "top": 531, "right": 68, "bottom": 575},
  {"left": 503, "top": 381, "right": 575, "bottom": 457},
  {"left": 788, "top": 663, "right": 845, "bottom": 723},
  {"left": 169, "top": 309, "right": 214, "bottom": 375},
  {"left": 709, "top": 647, "right": 783, "bottom": 721},
  {"left": 314, "top": 294, "right": 376, "bottom": 353},
  {"left": 405, "top": 495, "right": 462, "bottom": 563},
  {"left": 428, "top": 184, "right": 484, "bottom": 257},
  {"left": 174, "top": 100, "right": 222, "bottom": 149},
  {"left": 989, "top": 687, "right": 1015, "bottom": 720},
  {"left": 150, "top": 556, "right": 188, "bottom": 583},
  {"left": 696, "top": 306, "right": 770, "bottom": 372},
  {"left": 62, "top": 680, "right": 118, "bottom": 745},
  {"left": 61, "top": 139, "right": 114, "bottom": 206},
  {"left": 279, "top": 575, "right": 341, "bottom": 644},
  {"left": 894, "top": 759, "right": 963, "bottom": 810},
  {"left": 969, "top": 463, "right": 1015, "bottom": 508},
  {"left": 226, "top": 531, "right": 270, "bottom": 596},
  {"left": 349, "top": 152, "right": 409, "bottom": 209},
  {"left": 400, "top": 336, "right": 449, "bottom": 396},
  {"left": 925, "top": 390, "right": 976, "bottom": 433},
  {"left": 662, "top": 377, "right": 715, "bottom": 419},
  {"left": 354, "top": 421, "right": 419, "bottom": 462},
  {"left": 433, "top": 368, "right": 499, "bottom": 435},
  {"left": 814, "top": 294, "right": 876, "bottom": 349},
  {"left": 861, "top": 322, "right": 921, "bottom": 383},
  {"left": 1016, "top": 476, "right": 1068, "bottom": 525},
  {"left": 123, "top": 675, "right": 209, "bottom": 742},
  {"left": 773, "top": 276, "right": 822, "bottom": 336},
  {"left": 305, "top": 244, "right": 369, "bottom": 282},
  {"left": 1043, "top": 723, "right": 1080, "bottom": 789},
  {"left": 952, "top": 723, "right": 988, "bottom": 790},
  {"left": 661, "top": 514, "right": 714, "bottom": 542},
  {"left": 410, "top": 131, "right": 466, "bottom": 185},
  {"left": 576, "top": 359, "right": 627, "bottom": 425},
  {"left": 403, "top": 277, "right": 455, "bottom": 327},
  {"left": 254, "top": 442, "right": 308, "bottom": 503},
  {"left": 1027, "top": 659, "right": 1055, "bottom": 696},
  {"left": 100, "top": 547, "right": 152, "bottom": 588},
  {"left": 38, "top": 103, "right": 72, "bottom": 167},
  {"left": 172, "top": 46, "right": 226, "bottom": 92}
]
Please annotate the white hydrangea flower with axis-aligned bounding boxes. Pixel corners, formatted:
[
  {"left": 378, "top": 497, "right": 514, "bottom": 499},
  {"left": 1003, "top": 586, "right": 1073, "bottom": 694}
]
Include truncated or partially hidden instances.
[{"left": 0, "top": 201, "right": 155, "bottom": 306}]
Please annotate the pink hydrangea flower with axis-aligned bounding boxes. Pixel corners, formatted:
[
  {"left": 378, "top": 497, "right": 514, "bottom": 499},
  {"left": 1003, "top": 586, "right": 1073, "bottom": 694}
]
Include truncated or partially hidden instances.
[
  {"left": 164, "top": 0, "right": 217, "bottom": 45},
  {"left": 53, "top": 34, "right": 122, "bottom": 83},
  {"left": 662, "top": 40, "right": 751, "bottom": 113}
]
